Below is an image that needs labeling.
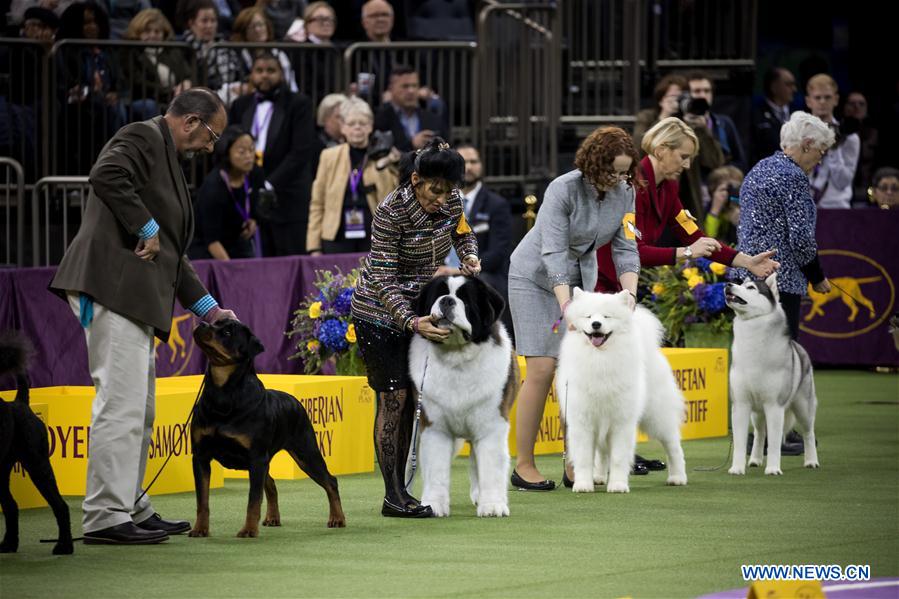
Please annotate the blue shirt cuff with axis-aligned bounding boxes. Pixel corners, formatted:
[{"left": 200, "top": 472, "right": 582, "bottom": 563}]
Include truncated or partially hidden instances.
[
  {"left": 189, "top": 294, "right": 218, "bottom": 317},
  {"left": 138, "top": 219, "right": 159, "bottom": 239}
]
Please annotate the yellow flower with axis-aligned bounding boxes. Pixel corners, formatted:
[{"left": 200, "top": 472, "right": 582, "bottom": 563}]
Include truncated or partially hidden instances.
[
  {"left": 687, "top": 275, "right": 704, "bottom": 289},
  {"left": 306, "top": 340, "right": 320, "bottom": 352},
  {"left": 651, "top": 283, "right": 665, "bottom": 296},
  {"left": 308, "top": 302, "right": 322, "bottom": 319},
  {"left": 345, "top": 324, "right": 357, "bottom": 344},
  {"left": 710, "top": 262, "right": 727, "bottom": 276},
  {"left": 681, "top": 267, "right": 699, "bottom": 280}
]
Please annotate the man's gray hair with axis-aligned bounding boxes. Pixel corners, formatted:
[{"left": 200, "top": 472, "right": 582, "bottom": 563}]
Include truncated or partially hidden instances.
[
  {"left": 167, "top": 87, "right": 225, "bottom": 121},
  {"left": 780, "top": 111, "right": 836, "bottom": 151}
]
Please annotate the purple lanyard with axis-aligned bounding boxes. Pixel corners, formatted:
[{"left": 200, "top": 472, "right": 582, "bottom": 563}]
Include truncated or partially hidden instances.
[
  {"left": 348, "top": 158, "right": 367, "bottom": 201},
  {"left": 219, "top": 170, "right": 261, "bottom": 257}
]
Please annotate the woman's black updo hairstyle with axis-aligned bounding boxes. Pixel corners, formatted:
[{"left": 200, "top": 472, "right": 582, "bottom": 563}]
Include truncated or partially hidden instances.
[
  {"left": 398, "top": 136, "right": 465, "bottom": 188},
  {"left": 214, "top": 125, "right": 254, "bottom": 171}
]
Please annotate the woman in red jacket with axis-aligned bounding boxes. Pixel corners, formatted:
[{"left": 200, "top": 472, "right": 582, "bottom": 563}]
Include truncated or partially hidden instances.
[
  {"left": 596, "top": 117, "right": 778, "bottom": 293},
  {"left": 594, "top": 117, "right": 778, "bottom": 475}
]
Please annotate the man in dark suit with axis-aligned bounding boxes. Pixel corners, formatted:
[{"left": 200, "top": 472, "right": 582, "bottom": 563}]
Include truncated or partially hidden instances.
[
  {"left": 50, "top": 88, "right": 237, "bottom": 545},
  {"left": 686, "top": 72, "right": 747, "bottom": 172},
  {"left": 751, "top": 67, "right": 797, "bottom": 165},
  {"left": 373, "top": 64, "right": 447, "bottom": 152},
  {"left": 438, "top": 144, "right": 513, "bottom": 335},
  {"left": 230, "top": 52, "right": 316, "bottom": 255}
]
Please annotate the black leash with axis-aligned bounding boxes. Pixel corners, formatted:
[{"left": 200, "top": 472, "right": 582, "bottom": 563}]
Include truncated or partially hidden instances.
[{"left": 40, "top": 373, "right": 207, "bottom": 544}]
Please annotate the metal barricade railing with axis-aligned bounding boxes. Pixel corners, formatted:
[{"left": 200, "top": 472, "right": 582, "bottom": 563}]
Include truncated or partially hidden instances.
[
  {"left": 31, "top": 176, "right": 90, "bottom": 267},
  {"left": 343, "top": 41, "right": 477, "bottom": 143},
  {"left": 476, "top": 3, "right": 560, "bottom": 191},
  {"left": 0, "top": 157, "right": 25, "bottom": 267},
  {"left": 0, "top": 38, "right": 48, "bottom": 183},
  {"left": 206, "top": 41, "right": 344, "bottom": 108},
  {"left": 47, "top": 39, "right": 199, "bottom": 178}
]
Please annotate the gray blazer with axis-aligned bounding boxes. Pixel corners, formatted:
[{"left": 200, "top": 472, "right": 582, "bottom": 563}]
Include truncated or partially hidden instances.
[{"left": 509, "top": 169, "right": 639, "bottom": 292}]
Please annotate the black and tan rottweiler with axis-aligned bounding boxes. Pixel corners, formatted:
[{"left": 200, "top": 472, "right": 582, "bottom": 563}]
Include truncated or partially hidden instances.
[
  {"left": 190, "top": 320, "right": 345, "bottom": 538},
  {"left": 0, "top": 333, "right": 73, "bottom": 554}
]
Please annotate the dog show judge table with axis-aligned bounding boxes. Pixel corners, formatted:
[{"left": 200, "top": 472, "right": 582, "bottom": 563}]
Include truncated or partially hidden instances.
[{"left": 2, "top": 349, "right": 726, "bottom": 509}]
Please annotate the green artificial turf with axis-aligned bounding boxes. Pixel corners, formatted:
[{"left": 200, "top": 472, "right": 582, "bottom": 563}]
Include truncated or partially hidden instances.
[{"left": 2, "top": 370, "right": 897, "bottom": 598}]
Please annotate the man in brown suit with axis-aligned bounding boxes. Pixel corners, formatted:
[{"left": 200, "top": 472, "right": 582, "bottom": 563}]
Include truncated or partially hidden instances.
[{"left": 50, "top": 88, "right": 236, "bottom": 545}]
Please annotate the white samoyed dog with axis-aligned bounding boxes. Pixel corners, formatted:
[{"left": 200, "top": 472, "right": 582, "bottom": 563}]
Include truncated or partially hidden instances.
[{"left": 555, "top": 288, "right": 687, "bottom": 493}]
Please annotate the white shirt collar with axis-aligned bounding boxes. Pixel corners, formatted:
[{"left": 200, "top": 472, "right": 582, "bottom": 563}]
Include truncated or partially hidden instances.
[{"left": 463, "top": 181, "right": 482, "bottom": 207}]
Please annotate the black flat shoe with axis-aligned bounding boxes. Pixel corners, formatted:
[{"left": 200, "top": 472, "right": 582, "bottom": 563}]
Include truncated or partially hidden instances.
[
  {"left": 635, "top": 454, "right": 667, "bottom": 471},
  {"left": 631, "top": 462, "right": 649, "bottom": 475},
  {"left": 83, "top": 522, "right": 168, "bottom": 545},
  {"left": 747, "top": 433, "right": 809, "bottom": 457},
  {"left": 510, "top": 470, "right": 556, "bottom": 491},
  {"left": 381, "top": 498, "right": 434, "bottom": 518},
  {"left": 136, "top": 513, "right": 191, "bottom": 535}
]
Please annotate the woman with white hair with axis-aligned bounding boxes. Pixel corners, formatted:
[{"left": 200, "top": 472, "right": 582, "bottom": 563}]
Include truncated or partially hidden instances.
[
  {"left": 737, "top": 111, "right": 835, "bottom": 339},
  {"left": 307, "top": 97, "right": 399, "bottom": 254}
]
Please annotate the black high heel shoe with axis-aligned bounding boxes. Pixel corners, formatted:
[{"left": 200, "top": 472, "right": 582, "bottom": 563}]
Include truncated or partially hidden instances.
[
  {"left": 510, "top": 470, "right": 556, "bottom": 491},
  {"left": 562, "top": 470, "right": 573, "bottom": 488},
  {"left": 381, "top": 498, "right": 434, "bottom": 518}
]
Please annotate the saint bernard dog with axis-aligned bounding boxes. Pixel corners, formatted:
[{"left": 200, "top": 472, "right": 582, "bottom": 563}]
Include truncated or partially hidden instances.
[{"left": 409, "top": 275, "right": 519, "bottom": 517}]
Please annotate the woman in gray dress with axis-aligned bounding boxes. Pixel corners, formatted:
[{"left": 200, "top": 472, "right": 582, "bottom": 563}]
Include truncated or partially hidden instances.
[{"left": 508, "top": 126, "right": 641, "bottom": 490}]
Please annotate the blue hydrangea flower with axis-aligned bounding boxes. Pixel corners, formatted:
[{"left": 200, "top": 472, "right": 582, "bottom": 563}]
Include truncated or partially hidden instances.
[
  {"left": 695, "top": 282, "right": 727, "bottom": 314},
  {"left": 318, "top": 318, "right": 348, "bottom": 352},
  {"left": 333, "top": 288, "right": 354, "bottom": 316},
  {"left": 694, "top": 257, "right": 712, "bottom": 273}
]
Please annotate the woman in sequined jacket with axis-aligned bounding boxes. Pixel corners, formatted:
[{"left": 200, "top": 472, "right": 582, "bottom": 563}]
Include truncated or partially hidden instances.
[
  {"left": 350, "top": 138, "right": 480, "bottom": 518},
  {"left": 738, "top": 112, "right": 835, "bottom": 339}
]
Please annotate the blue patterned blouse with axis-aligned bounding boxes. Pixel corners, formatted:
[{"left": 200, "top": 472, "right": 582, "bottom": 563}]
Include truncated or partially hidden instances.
[{"left": 737, "top": 152, "right": 818, "bottom": 295}]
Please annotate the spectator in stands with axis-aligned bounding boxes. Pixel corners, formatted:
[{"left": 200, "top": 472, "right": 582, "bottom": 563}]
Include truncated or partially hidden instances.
[
  {"left": 57, "top": 2, "right": 128, "bottom": 173},
  {"left": 843, "top": 91, "right": 880, "bottom": 206},
  {"left": 178, "top": 0, "right": 245, "bottom": 103},
  {"left": 868, "top": 167, "right": 899, "bottom": 209},
  {"left": 312, "top": 92, "right": 347, "bottom": 173},
  {"left": 255, "top": 0, "right": 304, "bottom": 40},
  {"left": 307, "top": 98, "right": 399, "bottom": 255},
  {"left": 20, "top": 6, "right": 59, "bottom": 42},
  {"left": 302, "top": 1, "right": 337, "bottom": 44},
  {"left": 738, "top": 111, "right": 834, "bottom": 340},
  {"left": 678, "top": 95, "right": 725, "bottom": 222},
  {"left": 686, "top": 71, "right": 747, "bottom": 172},
  {"left": 230, "top": 6, "right": 297, "bottom": 92},
  {"left": 703, "top": 165, "right": 744, "bottom": 246},
  {"left": 438, "top": 143, "right": 513, "bottom": 333},
  {"left": 361, "top": 0, "right": 394, "bottom": 42},
  {"left": 122, "top": 8, "right": 193, "bottom": 121},
  {"left": 751, "top": 67, "right": 797, "bottom": 165},
  {"left": 189, "top": 125, "right": 263, "bottom": 259},
  {"left": 806, "top": 73, "right": 860, "bottom": 209},
  {"left": 98, "top": 0, "right": 150, "bottom": 40},
  {"left": 229, "top": 52, "right": 315, "bottom": 255},
  {"left": 374, "top": 65, "right": 446, "bottom": 152},
  {"left": 632, "top": 73, "right": 687, "bottom": 149},
  {"left": 210, "top": 0, "right": 241, "bottom": 37}
]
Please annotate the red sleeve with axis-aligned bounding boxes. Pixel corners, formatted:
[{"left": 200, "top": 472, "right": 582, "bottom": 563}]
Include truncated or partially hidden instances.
[
  {"left": 661, "top": 182, "right": 739, "bottom": 265},
  {"left": 637, "top": 238, "right": 677, "bottom": 267},
  {"left": 710, "top": 244, "right": 738, "bottom": 265}
]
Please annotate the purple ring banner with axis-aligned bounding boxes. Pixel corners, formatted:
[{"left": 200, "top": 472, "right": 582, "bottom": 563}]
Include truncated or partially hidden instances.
[
  {"left": 797, "top": 209, "right": 899, "bottom": 367},
  {"left": 1, "top": 254, "right": 367, "bottom": 389}
]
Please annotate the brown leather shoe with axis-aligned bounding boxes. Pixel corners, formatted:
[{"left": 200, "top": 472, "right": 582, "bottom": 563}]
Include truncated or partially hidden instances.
[{"left": 83, "top": 522, "right": 168, "bottom": 545}]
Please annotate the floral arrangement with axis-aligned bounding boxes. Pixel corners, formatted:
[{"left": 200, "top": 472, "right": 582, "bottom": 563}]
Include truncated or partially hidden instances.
[
  {"left": 639, "top": 257, "right": 734, "bottom": 344},
  {"left": 287, "top": 267, "right": 366, "bottom": 376}
]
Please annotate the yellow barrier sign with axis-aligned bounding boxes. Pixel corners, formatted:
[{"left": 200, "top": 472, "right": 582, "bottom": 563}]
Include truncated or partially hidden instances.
[{"left": 216, "top": 374, "right": 375, "bottom": 480}]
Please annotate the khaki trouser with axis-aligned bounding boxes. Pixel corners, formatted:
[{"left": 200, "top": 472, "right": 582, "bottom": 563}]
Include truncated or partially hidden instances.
[{"left": 68, "top": 294, "right": 156, "bottom": 533}]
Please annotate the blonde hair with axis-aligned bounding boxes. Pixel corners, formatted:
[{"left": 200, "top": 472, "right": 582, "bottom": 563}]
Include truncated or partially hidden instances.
[
  {"left": 338, "top": 97, "right": 373, "bottom": 123},
  {"left": 316, "top": 93, "right": 349, "bottom": 127},
  {"left": 124, "top": 8, "right": 174, "bottom": 40},
  {"left": 231, "top": 7, "right": 273, "bottom": 42},
  {"left": 806, "top": 73, "right": 838, "bottom": 93},
  {"left": 707, "top": 165, "right": 744, "bottom": 192},
  {"left": 641, "top": 116, "right": 699, "bottom": 158},
  {"left": 303, "top": 1, "right": 336, "bottom": 23}
]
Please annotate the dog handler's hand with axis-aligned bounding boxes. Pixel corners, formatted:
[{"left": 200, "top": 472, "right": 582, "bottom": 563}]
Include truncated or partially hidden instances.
[
  {"left": 687, "top": 236, "right": 721, "bottom": 258},
  {"left": 202, "top": 307, "right": 239, "bottom": 324},
  {"left": 417, "top": 316, "right": 450, "bottom": 342},
  {"left": 746, "top": 250, "right": 780, "bottom": 278},
  {"left": 135, "top": 234, "right": 160, "bottom": 261},
  {"left": 812, "top": 278, "right": 832, "bottom": 294},
  {"left": 460, "top": 255, "right": 481, "bottom": 276}
]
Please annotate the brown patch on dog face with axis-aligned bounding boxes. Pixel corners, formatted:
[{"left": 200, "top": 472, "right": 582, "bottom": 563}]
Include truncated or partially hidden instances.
[
  {"left": 209, "top": 364, "right": 237, "bottom": 387},
  {"left": 499, "top": 350, "right": 520, "bottom": 421},
  {"left": 191, "top": 425, "right": 215, "bottom": 444},
  {"left": 196, "top": 336, "right": 236, "bottom": 366}
]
